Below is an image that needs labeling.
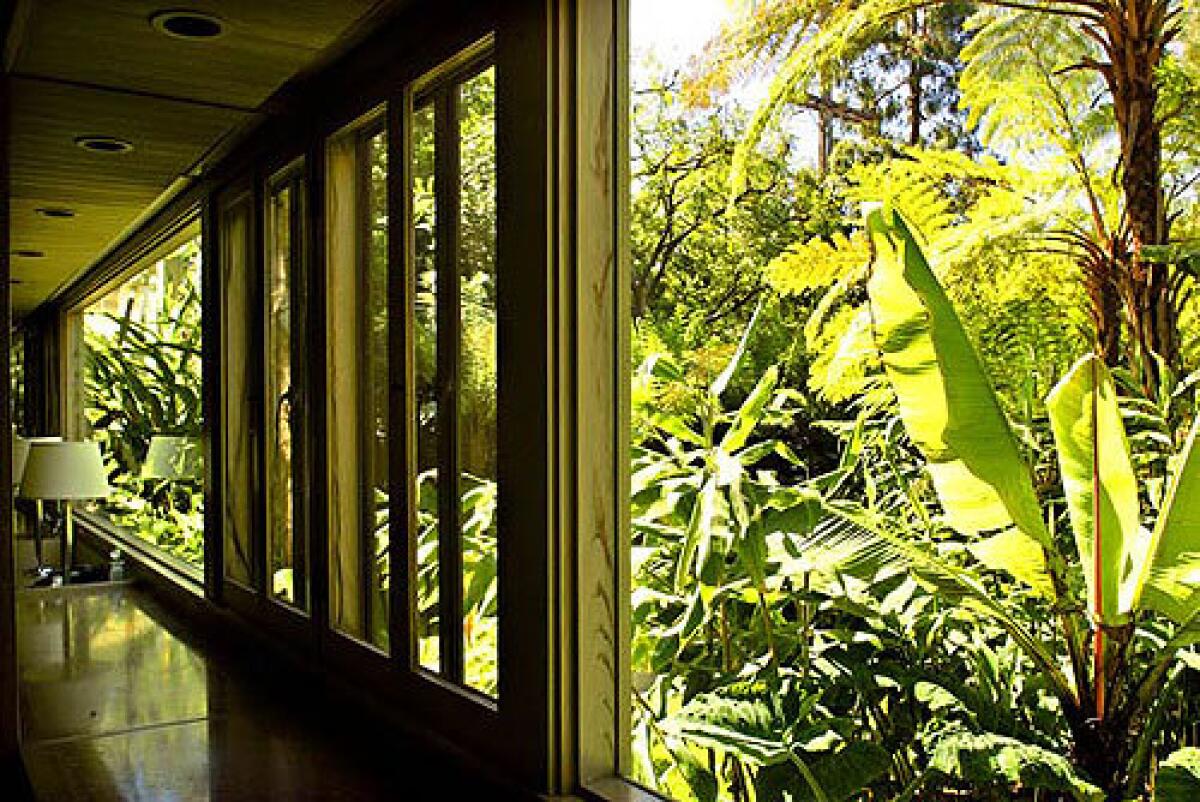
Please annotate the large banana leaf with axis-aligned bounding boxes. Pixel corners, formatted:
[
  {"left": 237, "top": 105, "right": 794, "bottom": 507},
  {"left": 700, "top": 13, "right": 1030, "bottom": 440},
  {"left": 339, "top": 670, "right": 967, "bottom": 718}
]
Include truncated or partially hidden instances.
[
  {"left": 1046, "top": 355, "right": 1143, "bottom": 625},
  {"left": 864, "top": 206, "right": 1054, "bottom": 596},
  {"left": 1134, "top": 416, "right": 1200, "bottom": 623}
]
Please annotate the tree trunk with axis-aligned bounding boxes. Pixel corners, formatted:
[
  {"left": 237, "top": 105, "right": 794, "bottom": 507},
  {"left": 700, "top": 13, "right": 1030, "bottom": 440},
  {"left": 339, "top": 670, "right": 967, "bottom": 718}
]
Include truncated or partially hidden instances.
[
  {"left": 817, "top": 108, "right": 831, "bottom": 175},
  {"left": 1102, "top": 0, "right": 1177, "bottom": 389},
  {"left": 1091, "top": 261, "right": 1123, "bottom": 367},
  {"left": 907, "top": 12, "right": 925, "bottom": 147},
  {"left": 908, "top": 61, "right": 923, "bottom": 147}
]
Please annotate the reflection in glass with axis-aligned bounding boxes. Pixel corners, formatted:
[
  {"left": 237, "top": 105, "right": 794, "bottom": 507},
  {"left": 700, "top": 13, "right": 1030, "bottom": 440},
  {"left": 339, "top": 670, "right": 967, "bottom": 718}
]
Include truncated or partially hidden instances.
[
  {"left": 412, "top": 102, "right": 440, "bottom": 671},
  {"left": 458, "top": 67, "right": 498, "bottom": 696},
  {"left": 266, "top": 182, "right": 302, "bottom": 608}
]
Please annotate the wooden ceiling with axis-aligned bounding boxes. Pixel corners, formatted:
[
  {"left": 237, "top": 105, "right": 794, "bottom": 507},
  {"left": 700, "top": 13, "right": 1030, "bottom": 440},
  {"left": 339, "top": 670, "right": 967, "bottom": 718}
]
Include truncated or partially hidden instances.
[{"left": 5, "top": 0, "right": 394, "bottom": 315}]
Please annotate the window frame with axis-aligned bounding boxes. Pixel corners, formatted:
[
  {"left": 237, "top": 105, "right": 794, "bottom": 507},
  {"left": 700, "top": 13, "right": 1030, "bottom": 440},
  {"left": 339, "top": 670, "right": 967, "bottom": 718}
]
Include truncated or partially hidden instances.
[
  {"left": 216, "top": 180, "right": 259, "bottom": 598},
  {"left": 263, "top": 158, "right": 312, "bottom": 615},
  {"left": 324, "top": 107, "right": 390, "bottom": 652},
  {"left": 56, "top": 213, "right": 208, "bottom": 583},
  {"left": 406, "top": 48, "right": 498, "bottom": 697}
]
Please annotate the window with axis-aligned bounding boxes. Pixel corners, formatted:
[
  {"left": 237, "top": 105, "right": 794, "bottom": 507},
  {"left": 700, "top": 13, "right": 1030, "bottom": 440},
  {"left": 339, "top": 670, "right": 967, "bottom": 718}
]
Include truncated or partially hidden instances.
[
  {"left": 265, "top": 164, "right": 309, "bottom": 610},
  {"left": 409, "top": 59, "right": 498, "bottom": 696},
  {"left": 67, "top": 227, "right": 206, "bottom": 568},
  {"left": 220, "top": 190, "right": 255, "bottom": 588},
  {"left": 326, "top": 114, "right": 390, "bottom": 650}
]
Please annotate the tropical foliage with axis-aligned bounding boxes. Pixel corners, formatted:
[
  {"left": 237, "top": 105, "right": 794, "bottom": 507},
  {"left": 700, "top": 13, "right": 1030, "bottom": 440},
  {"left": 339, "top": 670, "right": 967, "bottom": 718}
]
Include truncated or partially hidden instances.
[
  {"left": 628, "top": 1, "right": 1200, "bottom": 799},
  {"left": 80, "top": 237, "right": 205, "bottom": 566}
]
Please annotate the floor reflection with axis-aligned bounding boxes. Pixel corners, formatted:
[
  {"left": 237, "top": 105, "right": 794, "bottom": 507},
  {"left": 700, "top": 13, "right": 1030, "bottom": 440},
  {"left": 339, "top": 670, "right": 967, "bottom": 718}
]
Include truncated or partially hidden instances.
[
  {"left": 17, "top": 585, "right": 490, "bottom": 801},
  {"left": 20, "top": 590, "right": 209, "bottom": 743}
]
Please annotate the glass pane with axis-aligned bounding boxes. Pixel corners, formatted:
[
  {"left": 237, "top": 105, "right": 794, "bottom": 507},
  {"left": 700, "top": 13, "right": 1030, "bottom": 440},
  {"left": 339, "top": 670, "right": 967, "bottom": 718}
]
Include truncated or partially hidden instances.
[
  {"left": 222, "top": 201, "right": 254, "bottom": 585},
  {"left": 325, "top": 125, "right": 389, "bottom": 649},
  {"left": 458, "top": 67, "right": 498, "bottom": 697},
  {"left": 76, "top": 231, "right": 206, "bottom": 568},
  {"left": 266, "top": 182, "right": 302, "bottom": 608},
  {"left": 326, "top": 131, "right": 364, "bottom": 637},
  {"left": 366, "top": 129, "right": 390, "bottom": 650},
  {"left": 412, "top": 102, "right": 440, "bottom": 671}
]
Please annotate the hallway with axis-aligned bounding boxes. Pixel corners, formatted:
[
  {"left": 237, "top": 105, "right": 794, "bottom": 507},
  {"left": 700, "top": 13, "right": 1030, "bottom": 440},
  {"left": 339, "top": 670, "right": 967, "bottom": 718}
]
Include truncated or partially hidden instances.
[{"left": 17, "top": 585, "right": 509, "bottom": 800}]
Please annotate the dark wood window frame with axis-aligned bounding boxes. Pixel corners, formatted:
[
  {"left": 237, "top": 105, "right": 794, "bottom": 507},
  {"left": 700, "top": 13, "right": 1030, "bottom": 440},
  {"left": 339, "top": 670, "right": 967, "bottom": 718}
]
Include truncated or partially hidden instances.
[
  {"left": 263, "top": 159, "right": 311, "bottom": 615},
  {"left": 325, "top": 109, "right": 390, "bottom": 652},
  {"left": 217, "top": 182, "right": 258, "bottom": 598},
  {"left": 407, "top": 49, "right": 496, "bottom": 695}
]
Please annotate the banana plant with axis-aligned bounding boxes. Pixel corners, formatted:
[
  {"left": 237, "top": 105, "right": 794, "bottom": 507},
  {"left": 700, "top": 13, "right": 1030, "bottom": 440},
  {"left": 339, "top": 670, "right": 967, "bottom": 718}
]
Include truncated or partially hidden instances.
[{"left": 799, "top": 205, "right": 1200, "bottom": 797}]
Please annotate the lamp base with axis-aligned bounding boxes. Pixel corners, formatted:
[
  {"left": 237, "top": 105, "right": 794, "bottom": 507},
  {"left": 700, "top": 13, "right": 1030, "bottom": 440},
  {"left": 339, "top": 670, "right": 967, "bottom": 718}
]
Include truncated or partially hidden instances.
[{"left": 28, "top": 564, "right": 108, "bottom": 588}]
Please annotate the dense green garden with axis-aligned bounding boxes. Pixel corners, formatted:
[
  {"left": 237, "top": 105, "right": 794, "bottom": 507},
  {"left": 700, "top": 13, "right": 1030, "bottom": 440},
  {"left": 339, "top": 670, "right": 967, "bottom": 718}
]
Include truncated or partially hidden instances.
[
  {"left": 81, "top": 236, "right": 204, "bottom": 566},
  {"left": 628, "top": 2, "right": 1200, "bottom": 800}
]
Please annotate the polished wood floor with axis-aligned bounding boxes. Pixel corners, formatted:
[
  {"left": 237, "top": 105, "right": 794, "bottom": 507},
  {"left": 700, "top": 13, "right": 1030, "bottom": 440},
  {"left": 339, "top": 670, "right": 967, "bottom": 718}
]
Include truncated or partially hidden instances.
[{"left": 17, "top": 584, "right": 513, "bottom": 800}]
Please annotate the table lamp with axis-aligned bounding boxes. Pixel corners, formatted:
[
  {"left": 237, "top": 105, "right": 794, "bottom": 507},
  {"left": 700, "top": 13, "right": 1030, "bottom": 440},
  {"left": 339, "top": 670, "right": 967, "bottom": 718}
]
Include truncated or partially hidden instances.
[
  {"left": 12, "top": 435, "right": 31, "bottom": 567},
  {"left": 18, "top": 435, "right": 62, "bottom": 572},
  {"left": 12, "top": 435, "right": 30, "bottom": 486},
  {"left": 20, "top": 441, "right": 111, "bottom": 585}
]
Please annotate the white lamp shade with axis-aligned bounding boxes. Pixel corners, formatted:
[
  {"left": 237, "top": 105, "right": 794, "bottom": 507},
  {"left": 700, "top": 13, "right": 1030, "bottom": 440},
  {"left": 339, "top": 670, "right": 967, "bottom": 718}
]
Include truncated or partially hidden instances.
[
  {"left": 12, "top": 436, "right": 30, "bottom": 488},
  {"left": 141, "top": 435, "right": 202, "bottom": 480},
  {"left": 13, "top": 435, "right": 61, "bottom": 488},
  {"left": 20, "top": 441, "right": 112, "bottom": 500}
]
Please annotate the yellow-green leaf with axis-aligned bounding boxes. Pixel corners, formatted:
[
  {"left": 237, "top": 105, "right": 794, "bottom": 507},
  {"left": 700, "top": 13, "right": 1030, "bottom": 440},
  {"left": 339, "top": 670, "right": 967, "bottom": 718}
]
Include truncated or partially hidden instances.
[
  {"left": 864, "top": 206, "right": 1054, "bottom": 596},
  {"left": 1135, "top": 417, "right": 1200, "bottom": 623},
  {"left": 1046, "top": 355, "right": 1141, "bottom": 626}
]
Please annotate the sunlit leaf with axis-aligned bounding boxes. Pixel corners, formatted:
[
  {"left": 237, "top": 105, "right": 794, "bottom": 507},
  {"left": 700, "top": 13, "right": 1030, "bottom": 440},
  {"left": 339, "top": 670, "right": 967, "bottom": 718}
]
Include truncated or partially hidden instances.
[
  {"left": 1047, "top": 354, "right": 1143, "bottom": 625},
  {"left": 1137, "top": 417, "right": 1200, "bottom": 623},
  {"left": 865, "top": 205, "right": 1054, "bottom": 596},
  {"left": 1158, "top": 747, "right": 1200, "bottom": 802},
  {"left": 926, "top": 729, "right": 1103, "bottom": 801}
]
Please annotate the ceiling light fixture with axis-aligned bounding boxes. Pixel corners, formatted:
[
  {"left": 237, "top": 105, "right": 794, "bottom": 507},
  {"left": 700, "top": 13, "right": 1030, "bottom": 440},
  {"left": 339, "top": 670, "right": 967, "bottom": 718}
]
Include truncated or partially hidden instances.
[
  {"left": 35, "top": 207, "right": 76, "bottom": 219},
  {"left": 12, "top": 250, "right": 46, "bottom": 259},
  {"left": 75, "top": 135, "right": 134, "bottom": 154},
  {"left": 150, "top": 10, "right": 226, "bottom": 40}
]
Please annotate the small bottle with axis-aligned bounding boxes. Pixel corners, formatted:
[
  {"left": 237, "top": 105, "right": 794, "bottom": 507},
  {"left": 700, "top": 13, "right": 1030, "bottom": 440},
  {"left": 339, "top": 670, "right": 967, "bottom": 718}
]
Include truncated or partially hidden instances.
[{"left": 109, "top": 549, "right": 126, "bottom": 582}]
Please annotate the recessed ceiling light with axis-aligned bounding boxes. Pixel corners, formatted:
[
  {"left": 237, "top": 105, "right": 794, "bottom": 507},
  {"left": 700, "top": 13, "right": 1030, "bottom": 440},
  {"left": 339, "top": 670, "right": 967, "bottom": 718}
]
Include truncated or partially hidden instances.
[
  {"left": 35, "top": 207, "right": 76, "bottom": 219},
  {"left": 150, "top": 10, "right": 226, "bottom": 40},
  {"left": 12, "top": 250, "right": 45, "bottom": 259},
  {"left": 75, "top": 135, "right": 134, "bottom": 154}
]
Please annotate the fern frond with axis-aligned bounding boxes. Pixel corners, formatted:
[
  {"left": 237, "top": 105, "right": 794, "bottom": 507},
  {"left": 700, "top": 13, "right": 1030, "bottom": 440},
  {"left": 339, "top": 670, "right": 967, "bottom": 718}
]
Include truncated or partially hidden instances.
[
  {"left": 790, "top": 504, "right": 1078, "bottom": 707},
  {"left": 766, "top": 232, "right": 869, "bottom": 296}
]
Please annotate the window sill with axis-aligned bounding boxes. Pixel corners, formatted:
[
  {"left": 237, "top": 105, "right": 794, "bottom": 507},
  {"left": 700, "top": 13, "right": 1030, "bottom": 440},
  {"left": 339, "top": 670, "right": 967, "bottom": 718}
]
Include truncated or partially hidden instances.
[
  {"left": 578, "top": 777, "right": 666, "bottom": 802},
  {"left": 74, "top": 510, "right": 205, "bottom": 597}
]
